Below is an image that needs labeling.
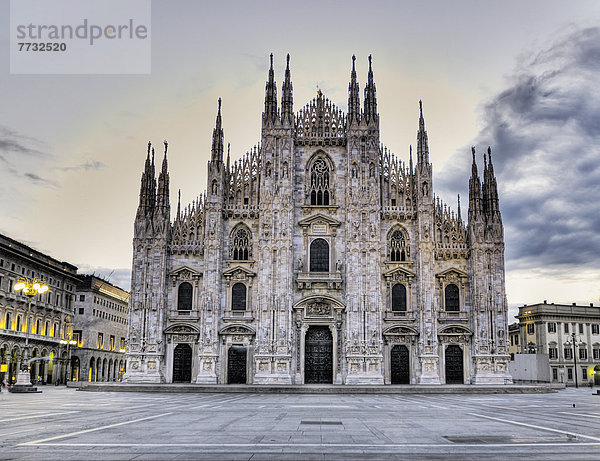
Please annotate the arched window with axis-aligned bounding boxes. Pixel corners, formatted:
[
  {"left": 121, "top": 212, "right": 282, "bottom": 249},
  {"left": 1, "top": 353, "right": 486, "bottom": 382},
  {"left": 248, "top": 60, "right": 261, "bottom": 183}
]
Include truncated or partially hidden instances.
[
  {"left": 445, "top": 284, "right": 460, "bottom": 312},
  {"left": 309, "top": 158, "right": 330, "bottom": 205},
  {"left": 5, "top": 312, "right": 11, "bottom": 330},
  {"left": 389, "top": 230, "right": 407, "bottom": 261},
  {"left": 231, "top": 227, "right": 251, "bottom": 260},
  {"left": 392, "top": 284, "right": 407, "bottom": 312},
  {"left": 177, "top": 282, "right": 193, "bottom": 311},
  {"left": 310, "top": 238, "right": 329, "bottom": 272},
  {"left": 16, "top": 315, "right": 22, "bottom": 332},
  {"left": 35, "top": 319, "right": 41, "bottom": 335},
  {"left": 232, "top": 283, "right": 247, "bottom": 311}
]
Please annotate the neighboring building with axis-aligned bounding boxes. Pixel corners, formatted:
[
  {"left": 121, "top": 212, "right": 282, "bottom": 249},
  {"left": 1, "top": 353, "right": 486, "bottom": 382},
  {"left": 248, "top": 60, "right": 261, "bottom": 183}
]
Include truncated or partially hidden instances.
[
  {"left": 0, "top": 233, "right": 79, "bottom": 385},
  {"left": 508, "top": 322, "right": 520, "bottom": 360},
  {"left": 126, "top": 54, "right": 512, "bottom": 385},
  {"left": 516, "top": 301, "right": 600, "bottom": 386},
  {"left": 72, "top": 275, "right": 129, "bottom": 382}
]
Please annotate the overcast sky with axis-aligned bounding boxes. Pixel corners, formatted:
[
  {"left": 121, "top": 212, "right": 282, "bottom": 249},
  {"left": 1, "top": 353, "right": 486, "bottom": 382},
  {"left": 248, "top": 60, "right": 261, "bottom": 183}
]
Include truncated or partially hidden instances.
[{"left": 1, "top": 1, "right": 599, "bottom": 320}]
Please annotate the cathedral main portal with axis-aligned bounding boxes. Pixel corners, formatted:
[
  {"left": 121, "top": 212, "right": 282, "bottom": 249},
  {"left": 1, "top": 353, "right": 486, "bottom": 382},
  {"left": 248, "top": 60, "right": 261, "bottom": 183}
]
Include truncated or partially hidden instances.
[
  {"left": 304, "top": 326, "right": 333, "bottom": 384},
  {"left": 173, "top": 344, "right": 192, "bottom": 383},
  {"left": 227, "top": 346, "right": 247, "bottom": 384},
  {"left": 390, "top": 345, "right": 410, "bottom": 384}
]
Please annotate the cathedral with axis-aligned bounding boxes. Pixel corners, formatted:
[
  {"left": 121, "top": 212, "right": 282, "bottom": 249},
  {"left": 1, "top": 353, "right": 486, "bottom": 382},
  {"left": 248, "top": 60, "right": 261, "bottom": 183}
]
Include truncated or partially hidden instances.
[{"left": 124, "top": 54, "right": 512, "bottom": 385}]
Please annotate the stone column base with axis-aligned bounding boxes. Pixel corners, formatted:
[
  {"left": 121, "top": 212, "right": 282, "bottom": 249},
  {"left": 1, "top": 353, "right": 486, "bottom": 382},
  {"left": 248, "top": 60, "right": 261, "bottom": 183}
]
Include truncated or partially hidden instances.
[
  {"left": 345, "top": 373, "right": 384, "bottom": 385},
  {"left": 123, "top": 372, "right": 164, "bottom": 384},
  {"left": 253, "top": 373, "right": 293, "bottom": 385}
]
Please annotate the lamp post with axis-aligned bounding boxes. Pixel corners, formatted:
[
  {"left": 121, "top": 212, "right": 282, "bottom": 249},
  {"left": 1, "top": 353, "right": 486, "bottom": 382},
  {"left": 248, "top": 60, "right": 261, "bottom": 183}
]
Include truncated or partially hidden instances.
[
  {"left": 569, "top": 332, "right": 582, "bottom": 389},
  {"left": 60, "top": 316, "right": 76, "bottom": 384},
  {"left": 11, "top": 278, "right": 49, "bottom": 393}
]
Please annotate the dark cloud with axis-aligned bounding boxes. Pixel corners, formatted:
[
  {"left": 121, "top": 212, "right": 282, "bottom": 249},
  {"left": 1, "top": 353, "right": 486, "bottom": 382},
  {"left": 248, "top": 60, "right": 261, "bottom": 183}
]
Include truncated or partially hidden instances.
[
  {"left": 0, "top": 126, "right": 46, "bottom": 157},
  {"left": 23, "top": 172, "right": 58, "bottom": 188},
  {"left": 59, "top": 160, "right": 106, "bottom": 172},
  {"left": 437, "top": 27, "right": 600, "bottom": 272}
]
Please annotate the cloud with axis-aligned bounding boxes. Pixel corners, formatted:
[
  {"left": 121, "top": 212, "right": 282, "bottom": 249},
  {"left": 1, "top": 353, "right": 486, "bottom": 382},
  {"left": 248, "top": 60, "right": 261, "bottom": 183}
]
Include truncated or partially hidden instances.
[
  {"left": 437, "top": 27, "right": 600, "bottom": 272},
  {"left": 0, "top": 126, "right": 46, "bottom": 157},
  {"left": 59, "top": 160, "right": 106, "bottom": 172},
  {"left": 23, "top": 172, "right": 59, "bottom": 188}
]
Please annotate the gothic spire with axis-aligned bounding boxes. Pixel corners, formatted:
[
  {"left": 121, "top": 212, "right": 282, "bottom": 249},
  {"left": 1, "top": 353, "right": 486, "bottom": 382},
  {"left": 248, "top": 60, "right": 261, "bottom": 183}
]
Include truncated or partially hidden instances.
[
  {"left": 363, "top": 55, "right": 378, "bottom": 124},
  {"left": 417, "top": 100, "right": 429, "bottom": 165},
  {"left": 348, "top": 54, "right": 360, "bottom": 124},
  {"left": 211, "top": 98, "right": 224, "bottom": 162},
  {"left": 263, "top": 53, "right": 278, "bottom": 124},
  {"left": 468, "top": 146, "right": 483, "bottom": 221},
  {"left": 457, "top": 194, "right": 462, "bottom": 221},
  {"left": 176, "top": 189, "right": 181, "bottom": 221},
  {"left": 281, "top": 53, "right": 293, "bottom": 125},
  {"left": 157, "top": 140, "right": 170, "bottom": 210},
  {"left": 483, "top": 146, "right": 501, "bottom": 221},
  {"left": 138, "top": 141, "right": 154, "bottom": 212},
  {"left": 226, "top": 142, "right": 230, "bottom": 171}
]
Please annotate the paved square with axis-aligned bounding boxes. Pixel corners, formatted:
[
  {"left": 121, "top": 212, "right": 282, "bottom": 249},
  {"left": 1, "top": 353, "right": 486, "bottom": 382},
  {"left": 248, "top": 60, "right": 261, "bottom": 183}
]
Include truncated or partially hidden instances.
[{"left": 1, "top": 387, "right": 600, "bottom": 460}]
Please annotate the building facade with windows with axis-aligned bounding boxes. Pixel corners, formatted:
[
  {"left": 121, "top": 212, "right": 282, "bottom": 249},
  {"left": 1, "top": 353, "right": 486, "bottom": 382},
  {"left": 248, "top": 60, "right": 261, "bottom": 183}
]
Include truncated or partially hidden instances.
[
  {"left": 516, "top": 302, "right": 600, "bottom": 385},
  {"left": 125, "top": 55, "right": 512, "bottom": 385},
  {"left": 0, "top": 233, "right": 79, "bottom": 385},
  {"left": 71, "top": 275, "right": 129, "bottom": 382}
]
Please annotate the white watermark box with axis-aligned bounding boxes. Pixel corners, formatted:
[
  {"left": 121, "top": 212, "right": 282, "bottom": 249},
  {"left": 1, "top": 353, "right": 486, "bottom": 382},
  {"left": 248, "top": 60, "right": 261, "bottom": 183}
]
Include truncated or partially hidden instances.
[{"left": 10, "top": 0, "right": 151, "bottom": 74}]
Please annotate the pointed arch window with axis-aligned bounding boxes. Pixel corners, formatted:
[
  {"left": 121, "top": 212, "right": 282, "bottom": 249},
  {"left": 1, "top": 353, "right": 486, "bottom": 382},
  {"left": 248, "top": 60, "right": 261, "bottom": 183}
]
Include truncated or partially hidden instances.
[
  {"left": 389, "top": 230, "right": 408, "bottom": 262},
  {"left": 310, "top": 158, "right": 330, "bottom": 205},
  {"left": 392, "top": 284, "right": 407, "bottom": 312},
  {"left": 310, "top": 238, "right": 329, "bottom": 272},
  {"left": 232, "top": 283, "right": 247, "bottom": 311},
  {"left": 177, "top": 282, "right": 193, "bottom": 311},
  {"left": 445, "top": 284, "right": 460, "bottom": 312},
  {"left": 231, "top": 226, "right": 251, "bottom": 260}
]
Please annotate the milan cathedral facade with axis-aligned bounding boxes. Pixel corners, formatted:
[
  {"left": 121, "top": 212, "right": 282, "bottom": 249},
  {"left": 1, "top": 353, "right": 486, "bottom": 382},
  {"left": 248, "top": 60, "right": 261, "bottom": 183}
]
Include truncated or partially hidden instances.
[{"left": 124, "top": 54, "right": 512, "bottom": 385}]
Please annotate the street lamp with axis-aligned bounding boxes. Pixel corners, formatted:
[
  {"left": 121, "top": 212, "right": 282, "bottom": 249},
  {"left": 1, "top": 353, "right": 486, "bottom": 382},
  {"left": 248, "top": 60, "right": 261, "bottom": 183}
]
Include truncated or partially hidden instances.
[
  {"left": 567, "top": 332, "right": 584, "bottom": 389},
  {"left": 60, "top": 317, "right": 77, "bottom": 384},
  {"left": 12, "top": 278, "right": 49, "bottom": 392}
]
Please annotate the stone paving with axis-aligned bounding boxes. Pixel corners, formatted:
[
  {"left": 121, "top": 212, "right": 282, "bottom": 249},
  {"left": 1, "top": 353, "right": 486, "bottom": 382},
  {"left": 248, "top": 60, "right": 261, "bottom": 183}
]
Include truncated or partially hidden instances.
[{"left": 1, "top": 386, "right": 599, "bottom": 460}]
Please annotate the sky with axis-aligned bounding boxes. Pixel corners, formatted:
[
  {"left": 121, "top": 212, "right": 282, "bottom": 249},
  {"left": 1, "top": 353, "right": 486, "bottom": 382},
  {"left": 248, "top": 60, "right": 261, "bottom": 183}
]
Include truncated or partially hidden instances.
[{"left": 1, "top": 1, "right": 599, "bottom": 321}]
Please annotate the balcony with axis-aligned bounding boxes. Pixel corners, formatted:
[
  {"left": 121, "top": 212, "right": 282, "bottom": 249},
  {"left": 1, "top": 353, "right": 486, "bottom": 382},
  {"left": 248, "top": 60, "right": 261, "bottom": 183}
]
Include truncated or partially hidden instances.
[
  {"left": 222, "top": 310, "right": 255, "bottom": 322},
  {"left": 384, "top": 311, "right": 416, "bottom": 322},
  {"left": 437, "top": 310, "right": 469, "bottom": 322},
  {"left": 296, "top": 271, "right": 343, "bottom": 290}
]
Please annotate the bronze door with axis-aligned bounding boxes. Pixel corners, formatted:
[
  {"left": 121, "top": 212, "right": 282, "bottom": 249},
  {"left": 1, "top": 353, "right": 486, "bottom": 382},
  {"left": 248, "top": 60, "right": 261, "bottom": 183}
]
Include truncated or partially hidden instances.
[
  {"left": 391, "top": 345, "right": 410, "bottom": 384},
  {"left": 305, "top": 326, "right": 333, "bottom": 384},
  {"left": 227, "top": 346, "right": 247, "bottom": 384},
  {"left": 173, "top": 343, "right": 192, "bottom": 383},
  {"left": 445, "top": 345, "right": 464, "bottom": 384}
]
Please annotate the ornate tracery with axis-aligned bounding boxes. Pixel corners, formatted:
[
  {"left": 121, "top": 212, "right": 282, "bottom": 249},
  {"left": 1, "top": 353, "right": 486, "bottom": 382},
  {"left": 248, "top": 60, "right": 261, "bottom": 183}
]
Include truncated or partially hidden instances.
[
  {"left": 389, "top": 229, "right": 409, "bottom": 261},
  {"left": 230, "top": 226, "right": 252, "bottom": 260},
  {"left": 309, "top": 159, "right": 331, "bottom": 206}
]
